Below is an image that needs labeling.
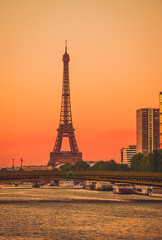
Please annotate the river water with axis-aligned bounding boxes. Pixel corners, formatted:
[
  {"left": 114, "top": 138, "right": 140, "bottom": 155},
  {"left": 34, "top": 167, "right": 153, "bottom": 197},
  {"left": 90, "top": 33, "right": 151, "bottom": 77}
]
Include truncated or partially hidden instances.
[{"left": 0, "top": 184, "right": 162, "bottom": 240}]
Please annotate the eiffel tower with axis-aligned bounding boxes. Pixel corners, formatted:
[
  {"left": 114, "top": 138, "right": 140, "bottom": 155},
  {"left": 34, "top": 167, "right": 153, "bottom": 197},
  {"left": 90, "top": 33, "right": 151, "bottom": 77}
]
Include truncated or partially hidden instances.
[{"left": 48, "top": 41, "right": 82, "bottom": 168}]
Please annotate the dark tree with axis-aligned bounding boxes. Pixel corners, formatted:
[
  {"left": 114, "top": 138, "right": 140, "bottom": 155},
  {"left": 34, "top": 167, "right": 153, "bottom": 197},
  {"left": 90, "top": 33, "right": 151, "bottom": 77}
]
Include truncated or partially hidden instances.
[
  {"left": 130, "top": 153, "right": 144, "bottom": 171},
  {"left": 91, "top": 160, "right": 117, "bottom": 171},
  {"left": 74, "top": 161, "right": 90, "bottom": 171},
  {"left": 130, "top": 149, "right": 162, "bottom": 172},
  {"left": 116, "top": 163, "right": 130, "bottom": 172},
  {"left": 59, "top": 163, "right": 75, "bottom": 171}
]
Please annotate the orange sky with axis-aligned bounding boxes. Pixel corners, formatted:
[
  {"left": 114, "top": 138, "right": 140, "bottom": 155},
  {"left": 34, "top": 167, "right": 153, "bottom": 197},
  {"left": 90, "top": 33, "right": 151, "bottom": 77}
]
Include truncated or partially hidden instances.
[{"left": 0, "top": 0, "right": 162, "bottom": 167}]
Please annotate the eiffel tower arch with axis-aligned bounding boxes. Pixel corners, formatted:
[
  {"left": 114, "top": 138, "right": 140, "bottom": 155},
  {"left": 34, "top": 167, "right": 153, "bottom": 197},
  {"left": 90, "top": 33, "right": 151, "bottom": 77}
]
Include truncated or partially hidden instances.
[{"left": 48, "top": 42, "right": 82, "bottom": 168}]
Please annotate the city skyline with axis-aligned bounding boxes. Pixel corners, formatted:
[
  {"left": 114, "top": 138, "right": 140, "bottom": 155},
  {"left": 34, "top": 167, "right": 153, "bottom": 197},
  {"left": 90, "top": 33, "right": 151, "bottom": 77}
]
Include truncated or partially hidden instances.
[{"left": 0, "top": 0, "right": 162, "bottom": 167}]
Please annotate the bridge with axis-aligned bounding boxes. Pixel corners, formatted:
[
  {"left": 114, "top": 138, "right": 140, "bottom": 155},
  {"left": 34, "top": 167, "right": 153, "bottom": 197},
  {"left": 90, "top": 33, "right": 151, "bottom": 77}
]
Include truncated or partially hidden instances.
[{"left": 0, "top": 170, "right": 162, "bottom": 187}]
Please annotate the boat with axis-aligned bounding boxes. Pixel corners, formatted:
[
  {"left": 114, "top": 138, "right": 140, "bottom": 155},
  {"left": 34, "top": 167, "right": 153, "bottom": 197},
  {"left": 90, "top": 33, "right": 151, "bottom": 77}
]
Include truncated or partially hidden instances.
[
  {"left": 73, "top": 183, "right": 84, "bottom": 189},
  {"left": 84, "top": 181, "right": 96, "bottom": 190},
  {"left": 95, "top": 181, "right": 112, "bottom": 191},
  {"left": 39, "top": 181, "right": 46, "bottom": 186},
  {"left": 149, "top": 187, "right": 162, "bottom": 198},
  {"left": 50, "top": 180, "right": 59, "bottom": 186},
  {"left": 113, "top": 183, "right": 135, "bottom": 194},
  {"left": 49, "top": 181, "right": 55, "bottom": 186},
  {"left": 134, "top": 185, "right": 152, "bottom": 195},
  {"left": 32, "top": 182, "right": 40, "bottom": 188},
  {"left": 59, "top": 180, "right": 74, "bottom": 187}
]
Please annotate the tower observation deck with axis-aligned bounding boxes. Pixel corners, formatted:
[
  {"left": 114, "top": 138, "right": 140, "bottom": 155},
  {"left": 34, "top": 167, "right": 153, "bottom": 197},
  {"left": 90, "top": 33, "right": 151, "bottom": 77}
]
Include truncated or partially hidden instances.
[{"left": 48, "top": 42, "right": 82, "bottom": 168}]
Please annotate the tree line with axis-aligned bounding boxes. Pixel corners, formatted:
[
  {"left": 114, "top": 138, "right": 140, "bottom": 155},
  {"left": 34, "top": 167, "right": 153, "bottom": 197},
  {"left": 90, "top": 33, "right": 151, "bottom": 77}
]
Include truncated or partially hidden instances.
[
  {"left": 60, "top": 159, "right": 130, "bottom": 172},
  {"left": 60, "top": 149, "right": 162, "bottom": 172},
  {"left": 130, "top": 149, "right": 162, "bottom": 172}
]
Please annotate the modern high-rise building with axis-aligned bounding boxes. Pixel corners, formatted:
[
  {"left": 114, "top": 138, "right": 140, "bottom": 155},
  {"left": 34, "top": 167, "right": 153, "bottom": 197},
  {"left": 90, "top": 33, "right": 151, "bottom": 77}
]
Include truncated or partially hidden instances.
[
  {"left": 136, "top": 108, "right": 159, "bottom": 154},
  {"left": 121, "top": 145, "right": 136, "bottom": 166},
  {"left": 160, "top": 92, "right": 162, "bottom": 149}
]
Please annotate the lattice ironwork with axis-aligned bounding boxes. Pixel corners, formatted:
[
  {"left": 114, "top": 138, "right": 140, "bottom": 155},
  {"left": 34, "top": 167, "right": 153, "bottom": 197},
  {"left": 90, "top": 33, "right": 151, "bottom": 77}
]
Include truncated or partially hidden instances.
[{"left": 48, "top": 42, "right": 82, "bottom": 167}]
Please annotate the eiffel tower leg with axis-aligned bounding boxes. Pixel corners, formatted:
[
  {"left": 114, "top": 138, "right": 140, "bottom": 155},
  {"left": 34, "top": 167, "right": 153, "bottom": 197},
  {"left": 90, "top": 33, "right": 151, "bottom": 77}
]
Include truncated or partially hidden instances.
[
  {"left": 47, "top": 132, "right": 63, "bottom": 167},
  {"left": 69, "top": 132, "right": 79, "bottom": 153},
  {"left": 53, "top": 132, "right": 63, "bottom": 152}
]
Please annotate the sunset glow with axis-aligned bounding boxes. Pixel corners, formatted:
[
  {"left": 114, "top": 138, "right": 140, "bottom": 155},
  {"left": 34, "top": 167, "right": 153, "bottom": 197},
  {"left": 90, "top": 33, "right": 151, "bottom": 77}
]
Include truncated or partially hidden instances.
[{"left": 0, "top": 0, "right": 162, "bottom": 167}]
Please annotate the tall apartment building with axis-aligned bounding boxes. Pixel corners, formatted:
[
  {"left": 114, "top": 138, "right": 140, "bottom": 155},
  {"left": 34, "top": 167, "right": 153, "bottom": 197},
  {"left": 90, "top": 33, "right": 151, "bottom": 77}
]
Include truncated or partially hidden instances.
[
  {"left": 160, "top": 92, "right": 162, "bottom": 149},
  {"left": 136, "top": 108, "right": 159, "bottom": 154},
  {"left": 121, "top": 145, "right": 136, "bottom": 166}
]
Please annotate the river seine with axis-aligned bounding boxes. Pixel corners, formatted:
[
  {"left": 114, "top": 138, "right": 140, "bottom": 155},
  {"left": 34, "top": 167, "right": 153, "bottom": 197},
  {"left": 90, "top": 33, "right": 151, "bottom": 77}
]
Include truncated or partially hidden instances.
[{"left": 0, "top": 184, "right": 162, "bottom": 240}]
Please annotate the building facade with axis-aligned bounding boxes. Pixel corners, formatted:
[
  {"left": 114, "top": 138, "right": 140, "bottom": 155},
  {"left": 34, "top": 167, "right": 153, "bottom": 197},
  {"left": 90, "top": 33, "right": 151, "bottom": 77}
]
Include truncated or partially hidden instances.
[
  {"left": 136, "top": 108, "right": 159, "bottom": 154},
  {"left": 121, "top": 145, "right": 136, "bottom": 166},
  {"left": 160, "top": 92, "right": 162, "bottom": 149}
]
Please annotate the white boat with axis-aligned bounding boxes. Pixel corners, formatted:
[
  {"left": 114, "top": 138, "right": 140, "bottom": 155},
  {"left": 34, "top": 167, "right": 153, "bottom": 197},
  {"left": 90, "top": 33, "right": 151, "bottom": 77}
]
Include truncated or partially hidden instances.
[
  {"left": 113, "top": 183, "right": 135, "bottom": 194},
  {"left": 134, "top": 185, "right": 152, "bottom": 195},
  {"left": 149, "top": 187, "right": 162, "bottom": 198},
  {"left": 73, "top": 184, "right": 84, "bottom": 189},
  {"left": 59, "top": 180, "right": 74, "bottom": 187}
]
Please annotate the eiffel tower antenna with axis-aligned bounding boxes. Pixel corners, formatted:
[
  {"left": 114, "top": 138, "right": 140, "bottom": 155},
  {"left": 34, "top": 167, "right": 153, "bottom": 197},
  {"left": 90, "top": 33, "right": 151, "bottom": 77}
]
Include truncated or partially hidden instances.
[
  {"left": 65, "top": 40, "right": 67, "bottom": 53},
  {"left": 48, "top": 42, "right": 82, "bottom": 168}
]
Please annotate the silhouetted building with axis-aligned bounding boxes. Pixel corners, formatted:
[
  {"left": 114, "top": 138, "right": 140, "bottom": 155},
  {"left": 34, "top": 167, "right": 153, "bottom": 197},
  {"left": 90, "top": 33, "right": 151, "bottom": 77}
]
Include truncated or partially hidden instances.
[
  {"left": 136, "top": 108, "right": 159, "bottom": 154},
  {"left": 121, "top": 145, "right": 136, "bottom": 166},
  {"left": 160, "top": 92, "right": 162, "bottom": 149}
]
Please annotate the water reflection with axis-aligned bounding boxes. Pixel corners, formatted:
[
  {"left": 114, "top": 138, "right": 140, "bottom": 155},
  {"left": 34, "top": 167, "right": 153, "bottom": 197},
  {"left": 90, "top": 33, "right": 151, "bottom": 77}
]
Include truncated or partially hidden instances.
[{"left": 0, "top": 185, "right": 161, "bottom": 240}]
